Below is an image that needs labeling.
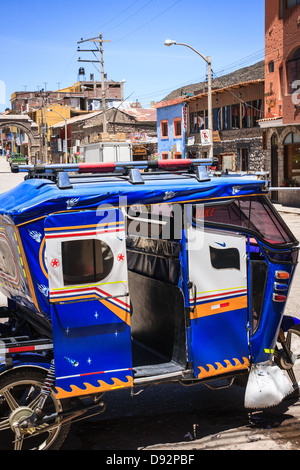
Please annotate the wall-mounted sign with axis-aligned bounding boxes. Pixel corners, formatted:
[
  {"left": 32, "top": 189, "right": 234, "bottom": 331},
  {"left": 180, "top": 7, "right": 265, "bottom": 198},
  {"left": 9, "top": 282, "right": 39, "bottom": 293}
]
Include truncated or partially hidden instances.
[
  {"left": 182, "top": 107, "right": 188, "bottom": 131},
  {"left": 130, "top": 133, "right": 146, "bottom": 143},
  {"left": 200, "top": 129, "right": 211, "bottom": 145}
]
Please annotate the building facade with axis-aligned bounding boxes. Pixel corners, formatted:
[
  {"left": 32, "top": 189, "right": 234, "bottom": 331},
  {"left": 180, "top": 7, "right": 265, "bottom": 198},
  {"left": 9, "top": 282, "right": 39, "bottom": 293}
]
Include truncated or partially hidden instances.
[
  {"left": 11, "top": 75, "right": 125, "bottom": 114},
  {"left": 156, "top": 62, "right": 265, "bottom": 171},
  {"left": 50, "top": 105, "right": 157, "bottom": 163},
  {"left": 156, "top": 99, "right": 187, "bottom": 159},
  {"left": 259, "top": 0, "right": 300, "bottom": 206}
]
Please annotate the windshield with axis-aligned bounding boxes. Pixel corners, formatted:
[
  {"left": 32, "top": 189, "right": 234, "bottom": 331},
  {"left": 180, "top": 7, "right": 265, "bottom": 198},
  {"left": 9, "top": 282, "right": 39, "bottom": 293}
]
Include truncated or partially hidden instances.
[{"left": 192, "top": 195, "right": 298, "bottom": 247}]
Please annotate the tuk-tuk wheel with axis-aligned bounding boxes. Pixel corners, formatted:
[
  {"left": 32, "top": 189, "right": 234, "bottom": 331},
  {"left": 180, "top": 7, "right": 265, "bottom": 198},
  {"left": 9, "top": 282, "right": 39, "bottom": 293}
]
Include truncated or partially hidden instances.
[
  {"left": 0, "top": 367, "right": 70, "bottom": 450},
  {"left": 275, "top": 324, "right": 300, "bottom": 396}
]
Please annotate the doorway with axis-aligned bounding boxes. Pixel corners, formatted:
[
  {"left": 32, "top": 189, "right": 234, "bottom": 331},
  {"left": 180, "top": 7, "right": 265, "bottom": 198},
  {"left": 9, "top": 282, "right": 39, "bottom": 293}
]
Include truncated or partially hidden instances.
[{"left": 271, "top": 133, "right": 279, "bottom": 201}]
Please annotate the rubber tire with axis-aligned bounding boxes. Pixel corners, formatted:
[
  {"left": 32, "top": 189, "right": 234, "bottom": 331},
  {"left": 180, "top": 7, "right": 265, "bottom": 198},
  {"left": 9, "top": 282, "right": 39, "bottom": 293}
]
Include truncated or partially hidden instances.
[{"left": 0, "top": 367, "right": 70, "bottom": 450}]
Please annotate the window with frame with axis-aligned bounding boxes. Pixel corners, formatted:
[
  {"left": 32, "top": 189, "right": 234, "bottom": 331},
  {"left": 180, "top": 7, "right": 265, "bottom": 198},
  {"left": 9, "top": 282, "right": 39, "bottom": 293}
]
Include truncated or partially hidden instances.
[
  {"left": 173, "top": 118, "right": 182, "bottom": 138},
  {"left": 268, "top": 61, "right": 275, "bottom": 73},
  {"left": 222, "top": 106, "right": 231, "bottom": 130},
  {"left": 173, "top": 152, "right": 182, "bottom": 159},
  {"left": 279, "top": 0, "right": 284, "bottom": 18},
  {"left": 209, "top": 246, "right": 240, "bottom": 270},
  {"left": 279, "top": 66, "right": 284, "bottom": 99},
  {"left": 287, "top": 0, "right": 300, "bottom": 7},
  {"left": 192, "top": 195, "right": 298, "bottom": 247},
  {"left": 189, "top": 111, "right": 205, "bottom": 133},
  {"left": 242, "top": 103, "right": 252, "bottom": 128},
  {"left": 62, "top": 238, "right": 114, "bottom": 286},
  {"left": 190, "top": 112, "right": 197, "bottom": 134},
  {"left": 286, "top": 47, "right": 300, "bottom": 95},
  {"left": 231, "top": 104, "right": 240, "bottom": 129},
  {"left": 161, "top": 151, "right": 169, "bottom": 159},
  {"left": 252, "top": 100, "right": 263, "bottom": 126},
  {"left": 160, "top": 120, "right": 169, "bottom": 139},
  {"left": 213, "top": 108, "right": 221, "bottom": 131}
]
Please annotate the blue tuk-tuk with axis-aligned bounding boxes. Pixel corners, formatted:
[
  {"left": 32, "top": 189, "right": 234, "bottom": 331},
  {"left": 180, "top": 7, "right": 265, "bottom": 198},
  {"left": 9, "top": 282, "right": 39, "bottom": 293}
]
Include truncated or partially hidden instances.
[{"left": 0, "top": 158, "right": 299, "bottom": 450}]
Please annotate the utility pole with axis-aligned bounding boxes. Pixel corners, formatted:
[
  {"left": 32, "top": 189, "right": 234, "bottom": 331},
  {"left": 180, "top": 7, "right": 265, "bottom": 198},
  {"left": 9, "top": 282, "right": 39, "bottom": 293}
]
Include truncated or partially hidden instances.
[
  {"left": 77, "top": 33, "right": 110, "bottom": 133},
  {"left": 35, "top": 90, "right": 49, "bottom": 163}
]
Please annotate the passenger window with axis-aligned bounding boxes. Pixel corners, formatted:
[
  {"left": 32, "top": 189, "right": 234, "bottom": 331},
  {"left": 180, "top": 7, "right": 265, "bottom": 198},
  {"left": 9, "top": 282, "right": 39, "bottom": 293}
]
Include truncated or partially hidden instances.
[
  {"left": 62, "top": 239, "right": 114, "bottom": 285},
  {"left": 209, "top": 246, "right": 240, "bottom": 270}
]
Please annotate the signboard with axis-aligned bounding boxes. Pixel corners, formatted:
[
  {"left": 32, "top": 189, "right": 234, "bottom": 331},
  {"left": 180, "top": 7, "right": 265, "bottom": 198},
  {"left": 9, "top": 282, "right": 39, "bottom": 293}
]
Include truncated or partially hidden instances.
[
  {"left": 130, "top": 133, "right": 146, "bottom": 143},
  {"left": 213, "top": 131, "right": 221, "bottom": 142},
  {"left": 182, "top": 107, "right": 188, "bottom": 131},
  {"left": 187, "top": 136, "right": 195, "bottom": 146},
  {"left": 200, "top": 129, "right": 211, "bottom": 145}
]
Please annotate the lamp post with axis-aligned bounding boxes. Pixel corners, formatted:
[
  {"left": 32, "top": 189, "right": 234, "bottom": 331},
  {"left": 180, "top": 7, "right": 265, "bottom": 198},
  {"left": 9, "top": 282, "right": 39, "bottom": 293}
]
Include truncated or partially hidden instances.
[
  {"left": 47, "top": 109, "right": 68, "bottom": 163},
  {"left": 164, "top": 39, "right": 213, "bottom": 160}
]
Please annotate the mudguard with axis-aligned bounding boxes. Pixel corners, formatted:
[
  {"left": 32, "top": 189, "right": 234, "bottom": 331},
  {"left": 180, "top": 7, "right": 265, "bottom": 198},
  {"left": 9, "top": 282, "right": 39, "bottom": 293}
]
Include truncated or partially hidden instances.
[
  {"left": 244, "top": 361, "right": 293, "bottom": 409},
  {"left": 0, "top": 353, "right": 51, "bottom": 378},
  {"left": 280, "top": 315, "right": 300, "bottom": 332}
]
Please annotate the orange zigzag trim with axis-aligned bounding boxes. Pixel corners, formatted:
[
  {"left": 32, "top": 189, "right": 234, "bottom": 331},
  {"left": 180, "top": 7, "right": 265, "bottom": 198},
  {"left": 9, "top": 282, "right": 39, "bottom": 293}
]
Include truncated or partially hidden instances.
[
  {"left": 55, "top": 375, "right": 133, "bottom": 399},
  {"left": 197, "top": 357, "right": 250, "bottom": 379}
]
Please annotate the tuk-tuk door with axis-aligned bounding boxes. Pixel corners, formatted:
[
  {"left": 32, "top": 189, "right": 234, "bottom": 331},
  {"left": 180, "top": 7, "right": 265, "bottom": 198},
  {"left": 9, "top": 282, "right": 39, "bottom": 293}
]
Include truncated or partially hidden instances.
[
  {"left": 44, "top": 208, "right": 133, "bottom": 399},
  {"left": 186, "top": 222, "right": 250, "bottom": 381}
]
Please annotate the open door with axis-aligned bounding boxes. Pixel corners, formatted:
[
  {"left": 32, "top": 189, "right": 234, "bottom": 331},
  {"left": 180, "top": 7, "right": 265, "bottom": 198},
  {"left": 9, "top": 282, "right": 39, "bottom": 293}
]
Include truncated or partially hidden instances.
[
  {"left": 45, "top": 208, "right": 133, "bottom": 399},
  {"left": 187, "top": 224, "right": 250, "bottom": 381}
]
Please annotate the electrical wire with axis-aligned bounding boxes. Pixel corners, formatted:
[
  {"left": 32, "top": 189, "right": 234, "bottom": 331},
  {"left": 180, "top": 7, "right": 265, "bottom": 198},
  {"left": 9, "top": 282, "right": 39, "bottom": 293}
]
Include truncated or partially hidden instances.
[
  {"left": 113, "top": 0, "right": 183, "bottom": 44},
  {"left": 102, "top": 0, "right": 155, "bottom": 35}
]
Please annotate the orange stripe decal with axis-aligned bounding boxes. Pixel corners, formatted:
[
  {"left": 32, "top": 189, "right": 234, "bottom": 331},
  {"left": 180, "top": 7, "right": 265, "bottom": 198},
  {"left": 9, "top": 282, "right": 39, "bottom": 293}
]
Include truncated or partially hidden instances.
[{"left": 190, "top": 295, "right": 248, "bottom": 320}]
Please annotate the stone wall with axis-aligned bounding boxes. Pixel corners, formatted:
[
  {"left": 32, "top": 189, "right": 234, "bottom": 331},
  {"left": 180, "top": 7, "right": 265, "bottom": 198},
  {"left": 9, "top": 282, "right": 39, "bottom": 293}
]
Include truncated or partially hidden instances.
[
  {"left": 69, "top": 109, "right": 156, "bottom": 148},
  {"left": 193, "top": 127, "right": 265, "bottom": 171}
]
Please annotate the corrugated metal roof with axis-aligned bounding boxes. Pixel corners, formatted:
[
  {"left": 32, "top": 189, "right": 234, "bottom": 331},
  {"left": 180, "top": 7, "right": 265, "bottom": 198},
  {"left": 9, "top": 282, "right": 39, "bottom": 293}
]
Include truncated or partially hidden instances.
[
  {"left": 51, "top": 111, "right": 102, "bottom": 128},
  {"left": 161, "top": 61, "right": 264, "bottom": 102},
  {"left": 122, "top": 107, "right": 157, "bottom": 121}
]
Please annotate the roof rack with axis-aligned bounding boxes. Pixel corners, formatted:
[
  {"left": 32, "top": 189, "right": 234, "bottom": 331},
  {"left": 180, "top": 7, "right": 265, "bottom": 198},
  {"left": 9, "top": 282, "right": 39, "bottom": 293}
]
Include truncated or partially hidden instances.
[{"left": 11, "top": 158, "right": 219, "bottom": 189}]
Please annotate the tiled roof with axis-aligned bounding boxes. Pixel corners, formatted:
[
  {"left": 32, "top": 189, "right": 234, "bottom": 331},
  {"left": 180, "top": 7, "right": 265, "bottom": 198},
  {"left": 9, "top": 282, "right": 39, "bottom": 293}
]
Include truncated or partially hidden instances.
[
  {"left": 50, "top": 106, "right": 157, "bottom": 128},
  {"left": 124, "top": 107, "right": 156, "bottom": 121}
]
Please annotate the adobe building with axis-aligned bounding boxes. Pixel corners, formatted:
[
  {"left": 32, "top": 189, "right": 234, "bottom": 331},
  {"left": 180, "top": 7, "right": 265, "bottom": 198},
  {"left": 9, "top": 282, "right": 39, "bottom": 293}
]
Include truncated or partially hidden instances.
[
  {"left": 50, "top": 105, "right": 157, "bottom": 163},
  {"left": 259, "top": 0, "right": 300, "bottom": 206},
  {"left": 10, "top": 70, "right": 125, "bottom": 114}
]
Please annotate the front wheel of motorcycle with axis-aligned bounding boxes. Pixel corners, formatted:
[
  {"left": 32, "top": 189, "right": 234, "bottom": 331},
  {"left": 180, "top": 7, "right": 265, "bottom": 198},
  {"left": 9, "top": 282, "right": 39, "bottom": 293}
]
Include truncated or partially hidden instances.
[
  {"left": 0, "top": 367, "right": 70, "bottom": 450},
  {"left": 275, "top": 324, "right": 300, "bottom": 397}
]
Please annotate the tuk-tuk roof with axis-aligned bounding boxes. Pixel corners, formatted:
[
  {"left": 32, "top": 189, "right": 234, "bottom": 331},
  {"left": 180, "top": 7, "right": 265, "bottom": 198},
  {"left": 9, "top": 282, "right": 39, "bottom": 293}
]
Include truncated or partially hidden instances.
[{"left": 0, "top": 171, "right": 268, "bottom": 225}]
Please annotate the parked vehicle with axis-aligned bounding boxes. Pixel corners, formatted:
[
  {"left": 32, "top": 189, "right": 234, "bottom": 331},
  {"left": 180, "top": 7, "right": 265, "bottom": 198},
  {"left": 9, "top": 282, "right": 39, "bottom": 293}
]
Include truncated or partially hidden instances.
[
  {"left": 8, "top": 153, "right": 28, "bottom": 166},
  {"left": 80, "top": 142, "right": 132, "bottom": 163},
  {"left": 0, "top": 158, "right": 299, "bottom": 450}
]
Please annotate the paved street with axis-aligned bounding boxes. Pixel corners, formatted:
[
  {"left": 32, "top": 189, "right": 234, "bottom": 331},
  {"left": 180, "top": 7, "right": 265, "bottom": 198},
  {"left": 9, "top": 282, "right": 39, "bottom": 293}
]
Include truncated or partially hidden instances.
[{"left": 0, "top": 157, "right": 300, "bottom": 450}]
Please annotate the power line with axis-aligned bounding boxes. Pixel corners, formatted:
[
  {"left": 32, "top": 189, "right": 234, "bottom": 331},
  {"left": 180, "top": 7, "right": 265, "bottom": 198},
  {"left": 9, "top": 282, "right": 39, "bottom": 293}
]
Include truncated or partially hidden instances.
[
  {"left": 114, "top": 0, "right": 183, "bottom": 43},
  {"left": 82, "top": 0, "right": 141, "bottom": 38},
  {"left": 129, "top": 52, "right": 265, "bottom": 103},
  {"left": 102, "top": 0, "right": 155, "bottom": 34}
]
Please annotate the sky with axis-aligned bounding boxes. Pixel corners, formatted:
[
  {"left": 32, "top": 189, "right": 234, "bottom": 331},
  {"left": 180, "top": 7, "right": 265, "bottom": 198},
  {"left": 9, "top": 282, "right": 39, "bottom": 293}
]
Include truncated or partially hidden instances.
[{"left": 0, "top": 0, "right": 265, "bottom": 112}]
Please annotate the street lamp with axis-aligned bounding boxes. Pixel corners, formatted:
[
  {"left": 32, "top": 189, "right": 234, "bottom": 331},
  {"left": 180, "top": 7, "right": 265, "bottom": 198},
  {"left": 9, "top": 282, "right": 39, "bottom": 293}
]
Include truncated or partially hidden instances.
[
  {"left": 47, "top": 109, "right": 68, "bottom": 163},
  {"left": 164, "top": 39, "right": 213, "bottom": 160}
]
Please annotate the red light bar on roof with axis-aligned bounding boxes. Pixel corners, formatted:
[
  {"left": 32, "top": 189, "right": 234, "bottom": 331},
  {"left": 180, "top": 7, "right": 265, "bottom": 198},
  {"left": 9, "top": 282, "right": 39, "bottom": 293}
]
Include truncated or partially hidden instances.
[
  {"left": 11, "top": 158, "right": 218, "bottom": 176},
  {"left": 157, "top": 159, "right": 193, "bottom": 171},
  {"left": 77, "top": 158, "right": 210, "bottom": 174},
  {"left": 78, "top": 162, "right": 116, "bottom": 173}
]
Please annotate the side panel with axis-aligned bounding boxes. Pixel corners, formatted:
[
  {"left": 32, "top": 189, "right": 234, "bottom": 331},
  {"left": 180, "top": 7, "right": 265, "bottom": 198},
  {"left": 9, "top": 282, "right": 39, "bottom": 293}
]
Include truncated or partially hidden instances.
[
  {"left": 187, "top": 227, "right": 250, "bottom": 380},
  {"left": 0, "top": 221, "right": 38, "bottom": 313},
  {"left": 45, "top": 209, "right": 133, "bottom": 399}
]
